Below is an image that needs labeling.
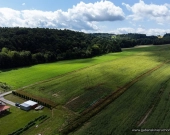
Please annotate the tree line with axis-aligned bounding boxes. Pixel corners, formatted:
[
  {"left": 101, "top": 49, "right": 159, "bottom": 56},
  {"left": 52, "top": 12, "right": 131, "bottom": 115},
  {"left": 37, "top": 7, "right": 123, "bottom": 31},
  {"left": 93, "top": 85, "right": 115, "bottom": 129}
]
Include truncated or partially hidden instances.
[
  {"left": 0, "top": 27, "right": 121, "bottom": 69},
  {"left": 0, "top": 27, "right": 170, "bottom": 69}
]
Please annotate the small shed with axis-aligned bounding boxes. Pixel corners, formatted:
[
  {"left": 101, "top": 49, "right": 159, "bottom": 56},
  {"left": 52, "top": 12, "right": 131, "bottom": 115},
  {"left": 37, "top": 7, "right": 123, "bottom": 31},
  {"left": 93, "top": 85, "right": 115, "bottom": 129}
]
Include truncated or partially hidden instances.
[
  {"left": 20, "top": 103, "right": 31, "bottom": 111},
  {"left": 24, "top": 100, "right": 38, "bottom": 109}
]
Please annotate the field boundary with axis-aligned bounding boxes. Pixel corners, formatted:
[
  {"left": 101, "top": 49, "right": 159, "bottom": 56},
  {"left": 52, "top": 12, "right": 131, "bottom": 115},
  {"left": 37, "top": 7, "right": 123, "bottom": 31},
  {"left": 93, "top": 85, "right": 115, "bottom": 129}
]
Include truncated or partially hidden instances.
[
  {"left": 12, "top": 91, "right": 57, "bottom": 108},
  {"left": 59, "top": 60, "right": 170, "bottom": 135}
]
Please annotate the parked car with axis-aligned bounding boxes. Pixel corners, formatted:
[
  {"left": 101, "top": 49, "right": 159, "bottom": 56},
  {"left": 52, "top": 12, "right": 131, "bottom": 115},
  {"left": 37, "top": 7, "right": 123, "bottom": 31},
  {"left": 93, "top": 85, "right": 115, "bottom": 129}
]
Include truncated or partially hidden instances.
[
  {"left": 35, "top": 105, "right": 44, "bottom": 110},
  {"left": 15, "top": 103, "right": 20, "bottom": 107}
]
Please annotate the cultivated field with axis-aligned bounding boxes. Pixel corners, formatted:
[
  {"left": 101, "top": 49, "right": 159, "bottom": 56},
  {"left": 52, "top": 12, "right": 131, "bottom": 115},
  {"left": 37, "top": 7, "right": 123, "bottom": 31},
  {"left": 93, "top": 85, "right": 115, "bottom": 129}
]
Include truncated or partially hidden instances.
[
  {"left": 0, "top": 45, "right": 170, "bottom": 135},
  {"left": 72, "top": 63, "right": 170, "bottom": 135},
  {"left": 0, "top": 51, "right": 136, "bottom": 89}
]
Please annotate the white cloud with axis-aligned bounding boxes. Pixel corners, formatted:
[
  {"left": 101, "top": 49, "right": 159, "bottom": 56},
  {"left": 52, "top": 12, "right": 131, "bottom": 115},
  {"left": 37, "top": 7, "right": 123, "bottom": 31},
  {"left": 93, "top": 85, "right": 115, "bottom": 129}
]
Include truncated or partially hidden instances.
[
  {"left": 22, "top": 3, "right": 26, "bottom": 6},
  {"left": 112, "top": 27, "right": 170, "bottom": 36},
  {"left": 71, "top": 1, "right": 125, "bottom": 22},
  {"left": 122, "top": 0, "right": 170, "bottom": 23},
  {"left": 0, "top": 1, "right": 124, "bottom": 31}
]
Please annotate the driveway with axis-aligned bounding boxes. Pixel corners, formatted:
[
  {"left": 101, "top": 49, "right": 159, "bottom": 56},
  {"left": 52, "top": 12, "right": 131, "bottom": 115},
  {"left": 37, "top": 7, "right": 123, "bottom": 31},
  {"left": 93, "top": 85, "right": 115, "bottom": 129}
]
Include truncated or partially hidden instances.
[
  {"left": 0, "top": 91, "right": 15, "bottom": 106},
  {"left": 0, "top": 91, "right": 12, "bottom": 97}
]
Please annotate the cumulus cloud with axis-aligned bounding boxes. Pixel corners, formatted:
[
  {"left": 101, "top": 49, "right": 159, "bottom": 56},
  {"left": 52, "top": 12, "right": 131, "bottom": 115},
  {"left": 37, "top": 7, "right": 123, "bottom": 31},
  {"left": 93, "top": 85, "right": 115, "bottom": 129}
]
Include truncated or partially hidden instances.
[
  {"left": 122, "top": 0, "right": 170, "bottom": 23},
  {"left": 71, "top": 1, "right": 125, "bottom": 21},
  {"left": 0, "top": 1, "right": 124, "bottom": 31},
  {"left": 112, "top": 27, "right": 170, "bottom": 36}
]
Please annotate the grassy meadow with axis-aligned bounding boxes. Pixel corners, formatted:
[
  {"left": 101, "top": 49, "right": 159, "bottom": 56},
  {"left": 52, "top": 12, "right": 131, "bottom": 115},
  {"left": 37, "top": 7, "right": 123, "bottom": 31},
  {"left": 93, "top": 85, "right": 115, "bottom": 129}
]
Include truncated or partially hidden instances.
[
  {"left": 1, "top": 45, "right": 170, "bottom": 134},
  {"left": 72, "top": 63, "right": 170, "bottom": 135},
  {"left": 22, "top": 50, "right": 162, "bottom": 106},
  {"left": 0, "top": 50, "right": 136, "bottom": 89}
]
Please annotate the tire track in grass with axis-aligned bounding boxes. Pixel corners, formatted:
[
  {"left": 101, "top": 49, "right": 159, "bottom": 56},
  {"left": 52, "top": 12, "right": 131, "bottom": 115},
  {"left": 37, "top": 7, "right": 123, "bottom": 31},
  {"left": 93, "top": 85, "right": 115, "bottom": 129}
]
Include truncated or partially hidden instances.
[
  {"left": 59, "top": 60, "right": 170, "bottom": 135},
  {"left": 137, "top": 105, "right": 154, "bottom": 127},
  {"left": 137, "top": 77, "right": 170, "bottom": 127}
]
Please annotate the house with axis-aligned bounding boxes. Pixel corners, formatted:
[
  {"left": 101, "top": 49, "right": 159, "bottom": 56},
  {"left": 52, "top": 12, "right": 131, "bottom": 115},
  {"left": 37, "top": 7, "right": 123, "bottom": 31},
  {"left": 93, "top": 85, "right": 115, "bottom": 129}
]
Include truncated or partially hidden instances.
[{"left": 0, "top": 105, "right": 10, "bottom": 114}]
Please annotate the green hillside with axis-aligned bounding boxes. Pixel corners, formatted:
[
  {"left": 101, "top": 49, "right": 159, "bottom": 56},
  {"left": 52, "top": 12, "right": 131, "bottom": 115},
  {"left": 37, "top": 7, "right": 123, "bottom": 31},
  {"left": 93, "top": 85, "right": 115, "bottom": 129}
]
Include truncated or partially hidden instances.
[{"left": 1, "top": 45, "right": 170, "bottom": 135}]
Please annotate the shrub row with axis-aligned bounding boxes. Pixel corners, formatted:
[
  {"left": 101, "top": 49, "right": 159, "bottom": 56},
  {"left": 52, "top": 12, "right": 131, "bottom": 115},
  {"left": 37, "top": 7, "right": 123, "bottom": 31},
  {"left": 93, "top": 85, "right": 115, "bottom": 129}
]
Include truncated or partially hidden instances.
[
  {"left": 38, "top": 115, "right": 47, "bottom": 121},
  {"left": 39, "top": 116, "right": 50, "bottom": 124},
  {"left": 8, "top": 123, "right": 35, "bottom": 135},
  {"left": 8, "top": 115, "right": 48, "bottom": 135},
  {"left": 12, "top": 90, "right": 56, "bottom": 108}
]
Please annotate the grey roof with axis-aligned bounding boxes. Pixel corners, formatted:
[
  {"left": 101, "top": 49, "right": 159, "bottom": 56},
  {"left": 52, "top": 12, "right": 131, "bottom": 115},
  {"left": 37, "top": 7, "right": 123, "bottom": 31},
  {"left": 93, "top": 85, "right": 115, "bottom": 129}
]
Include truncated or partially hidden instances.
[
  {"left": 24, "top": 100, "right": 37, "bottom": 106},
  {"left": 20, "top": 103, "right": 30, "bottom": 107}
]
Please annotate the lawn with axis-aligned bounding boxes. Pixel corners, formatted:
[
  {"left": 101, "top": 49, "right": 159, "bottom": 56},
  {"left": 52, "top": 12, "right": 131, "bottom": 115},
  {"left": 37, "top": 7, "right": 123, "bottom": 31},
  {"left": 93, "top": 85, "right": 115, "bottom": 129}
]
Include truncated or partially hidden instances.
[
  {"left": 5, "top": 94, "right": 26, "bottom": 103},
  {"left": 1, "top": 94, "right": 72, "bottom": 135},
  {"left": 0, "top": 105, "right": 49, "bottom": 135}
]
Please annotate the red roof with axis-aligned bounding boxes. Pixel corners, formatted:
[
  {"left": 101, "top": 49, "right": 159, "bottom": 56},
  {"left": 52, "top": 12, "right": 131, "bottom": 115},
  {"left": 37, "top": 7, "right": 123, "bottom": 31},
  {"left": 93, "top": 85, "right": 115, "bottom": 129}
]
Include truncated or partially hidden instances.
[{"left": 0, "top": 105, "right": 10, "bottom": 112}]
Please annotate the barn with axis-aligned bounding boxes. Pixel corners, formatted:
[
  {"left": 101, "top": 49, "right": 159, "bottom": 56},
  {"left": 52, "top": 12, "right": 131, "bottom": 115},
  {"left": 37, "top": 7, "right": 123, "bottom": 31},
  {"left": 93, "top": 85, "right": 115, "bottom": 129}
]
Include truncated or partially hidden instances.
[
  {"left": 20, "top": 103, "right": 31, "bottom": 111},
  {"left": 20, "top": 100, "right": 38, "bottom": 111},
  {"left": 24, "top": 100, "right": 38, "bottom": 109}
]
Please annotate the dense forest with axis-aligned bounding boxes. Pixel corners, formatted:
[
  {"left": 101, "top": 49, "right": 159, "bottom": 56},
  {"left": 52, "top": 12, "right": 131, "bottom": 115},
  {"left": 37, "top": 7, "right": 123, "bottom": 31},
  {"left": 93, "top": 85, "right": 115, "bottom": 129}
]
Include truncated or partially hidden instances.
[
  {"left": 0, "top": 27, "right": 121, "bottom": 69},
  {"left": 0, "top": 27, "right": 170, "bottom": 69}
]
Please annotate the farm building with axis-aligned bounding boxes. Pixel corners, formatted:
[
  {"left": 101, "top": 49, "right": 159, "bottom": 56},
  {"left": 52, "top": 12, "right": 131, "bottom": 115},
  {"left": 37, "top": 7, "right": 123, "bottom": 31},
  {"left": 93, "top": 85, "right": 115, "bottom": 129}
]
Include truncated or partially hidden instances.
[
  {"left": 20, "top": 103, "right": 31, "bottom": 111},
  {"left": 20, "top": 100, "right": 38, "bottom": 111},
  {"left": 24, "top": 100, "right": 38, "bottom": 108}
]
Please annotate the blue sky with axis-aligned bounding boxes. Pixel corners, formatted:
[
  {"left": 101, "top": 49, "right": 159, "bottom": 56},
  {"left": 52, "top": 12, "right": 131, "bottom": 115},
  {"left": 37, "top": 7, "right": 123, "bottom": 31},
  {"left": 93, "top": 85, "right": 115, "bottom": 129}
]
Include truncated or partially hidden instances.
[{"left": 0, "top": 0, "right": 170, "bottom": 35}]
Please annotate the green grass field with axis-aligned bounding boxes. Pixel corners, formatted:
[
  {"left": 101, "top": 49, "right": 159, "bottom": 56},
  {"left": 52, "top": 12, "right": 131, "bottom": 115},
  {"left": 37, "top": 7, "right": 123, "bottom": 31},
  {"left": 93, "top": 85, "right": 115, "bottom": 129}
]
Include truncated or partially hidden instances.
[
  {"left": 0, "top": 51, "right": 136, "bottom": 89},
  {"left": 20, "top": 45, "right": 170, "bottom": 107},
  {"left": 22, "top": 52, "right": 162, "bottom": 106},
  {"left": 72, "top": 60, "right": 170, "bottom": 135},
  {"left": 0, "top": 46, "right": 157, "bottom": 90},
  {"left": 1, "top": 45, "right": 170, "bottom": 135}
]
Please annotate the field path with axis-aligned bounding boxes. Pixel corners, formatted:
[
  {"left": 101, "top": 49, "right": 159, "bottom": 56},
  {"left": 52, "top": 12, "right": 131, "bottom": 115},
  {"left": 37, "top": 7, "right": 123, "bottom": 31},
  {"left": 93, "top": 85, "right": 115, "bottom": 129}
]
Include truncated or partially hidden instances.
[{"left": 137, "top": 105, "right": 154, "bottom": 127}]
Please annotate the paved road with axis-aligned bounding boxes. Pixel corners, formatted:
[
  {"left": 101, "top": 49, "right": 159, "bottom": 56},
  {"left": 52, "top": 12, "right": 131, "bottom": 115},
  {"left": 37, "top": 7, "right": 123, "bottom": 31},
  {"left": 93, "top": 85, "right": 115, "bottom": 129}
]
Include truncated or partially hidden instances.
[{"left": 0, "top": 91, "right": 15, "bottom": 106}]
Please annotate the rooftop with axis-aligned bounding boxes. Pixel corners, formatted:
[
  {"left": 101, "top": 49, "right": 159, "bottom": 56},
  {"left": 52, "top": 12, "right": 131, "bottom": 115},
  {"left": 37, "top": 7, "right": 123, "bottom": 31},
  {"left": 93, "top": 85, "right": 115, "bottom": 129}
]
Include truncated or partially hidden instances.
[
  {"left": 24, "top": 100, "right": 38, "bottom": 106},
  {"left": 0, "top": 105, "right": 10, "bottom": 112}
]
